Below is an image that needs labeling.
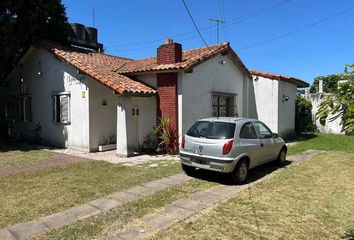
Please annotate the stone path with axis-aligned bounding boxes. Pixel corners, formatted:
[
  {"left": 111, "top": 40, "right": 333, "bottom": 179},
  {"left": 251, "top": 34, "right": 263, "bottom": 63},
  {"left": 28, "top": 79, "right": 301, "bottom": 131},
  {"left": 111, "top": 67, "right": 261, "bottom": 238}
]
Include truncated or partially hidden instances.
[
  {"left": 287, "top": 150, "right": 325, "bottom": 165},
  {"left": 51, "top": 149, "right": 179, "bottom": 166},
  {"left": 104, "top": 179, "right": 264, "bottom": 240},
  {"left": 0, "top": 174, "right": 191, "bottom": 240},
  {"left": 0, "top": 153, "right": 91, "bottom": 177}
]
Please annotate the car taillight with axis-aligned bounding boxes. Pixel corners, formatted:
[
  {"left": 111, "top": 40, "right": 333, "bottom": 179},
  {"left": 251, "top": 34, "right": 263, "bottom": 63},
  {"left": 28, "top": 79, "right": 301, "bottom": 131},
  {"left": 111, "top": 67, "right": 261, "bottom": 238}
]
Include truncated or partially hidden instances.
[
  {"left": 222, "top": 140, "right": 233, "bottom": 155},
  {"left": 181, "top": 135, "right": 186, "bottom": 149}
]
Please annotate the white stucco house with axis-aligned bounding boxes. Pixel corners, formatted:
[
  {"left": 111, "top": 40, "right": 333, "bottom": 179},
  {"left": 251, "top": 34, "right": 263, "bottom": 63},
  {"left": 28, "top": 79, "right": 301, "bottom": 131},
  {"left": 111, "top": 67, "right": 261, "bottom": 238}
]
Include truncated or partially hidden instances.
[
  {"left": 3, "top": 27, "right": 309, "bottom": 155},
  {"left": 3, "top": 38, "right": 257, "bottom": 156},
  {"left": 250, "top": 70, "right": 309, "bottom": 139}
]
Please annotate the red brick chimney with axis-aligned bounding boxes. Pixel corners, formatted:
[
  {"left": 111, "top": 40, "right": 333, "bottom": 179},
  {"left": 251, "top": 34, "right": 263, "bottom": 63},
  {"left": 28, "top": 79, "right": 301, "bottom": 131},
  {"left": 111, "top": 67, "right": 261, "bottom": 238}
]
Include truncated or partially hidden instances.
[
  {"left": 156, "top": 39, "right": 181, "bottom": 150},
  {"left": 157, "top": 38, "right": 182, "bottom": 64}
]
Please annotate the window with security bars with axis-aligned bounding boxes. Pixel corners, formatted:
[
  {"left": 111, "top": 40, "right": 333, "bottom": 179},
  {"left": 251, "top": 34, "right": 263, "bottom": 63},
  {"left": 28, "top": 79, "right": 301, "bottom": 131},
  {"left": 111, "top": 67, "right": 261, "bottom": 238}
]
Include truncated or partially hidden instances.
[
  {"left": 211, "top": 93, "right": 238, "bottom": 117},
  {"left": 52, "top": 93, "right": 70, "bottom": 124}
]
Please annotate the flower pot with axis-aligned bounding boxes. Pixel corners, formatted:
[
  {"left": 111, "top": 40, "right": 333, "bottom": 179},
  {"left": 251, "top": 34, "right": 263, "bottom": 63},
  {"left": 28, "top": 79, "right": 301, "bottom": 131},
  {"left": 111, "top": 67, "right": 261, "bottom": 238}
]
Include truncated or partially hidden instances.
[{"left": 98, "top": 144, "right": 116, "bottom": 152}]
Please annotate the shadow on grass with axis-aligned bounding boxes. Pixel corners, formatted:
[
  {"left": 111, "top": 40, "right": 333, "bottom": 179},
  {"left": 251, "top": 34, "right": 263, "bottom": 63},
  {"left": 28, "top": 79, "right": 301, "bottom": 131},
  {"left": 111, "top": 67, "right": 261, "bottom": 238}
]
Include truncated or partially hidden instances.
[
  {"left": 342, "top": 229, "right": 354, "bottom": 240},
  {"left": 185, "top": 160, "right": 292, "bottom": 186},
  {"left": 292, "top": 133, "right": 319, "bottom": 142},
  {"left": 0, "top": 142, "right": 50, "bottom": 153}
]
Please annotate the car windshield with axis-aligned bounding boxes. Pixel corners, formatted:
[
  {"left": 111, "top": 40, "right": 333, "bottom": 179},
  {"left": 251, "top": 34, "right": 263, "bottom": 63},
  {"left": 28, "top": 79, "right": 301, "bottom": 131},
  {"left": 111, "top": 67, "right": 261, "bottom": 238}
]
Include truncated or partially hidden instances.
[{"left": 186, "top": 121, "right": 236, "bottom": 139}]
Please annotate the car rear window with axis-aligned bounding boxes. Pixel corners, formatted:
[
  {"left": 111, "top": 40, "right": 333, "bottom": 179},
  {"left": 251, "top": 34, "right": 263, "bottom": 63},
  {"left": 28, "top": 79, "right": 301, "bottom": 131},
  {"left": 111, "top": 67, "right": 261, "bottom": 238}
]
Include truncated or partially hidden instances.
[{"left": 186, "top": 121, "right": 236, "bottom": 139}]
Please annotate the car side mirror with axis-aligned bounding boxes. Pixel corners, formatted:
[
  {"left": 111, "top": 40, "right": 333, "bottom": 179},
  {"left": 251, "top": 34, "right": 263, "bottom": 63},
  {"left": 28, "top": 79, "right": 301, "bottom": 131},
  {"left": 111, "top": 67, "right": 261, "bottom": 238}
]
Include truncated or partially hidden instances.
[{"left": 272, "top": 133, "right": 279, "bottom": 138}]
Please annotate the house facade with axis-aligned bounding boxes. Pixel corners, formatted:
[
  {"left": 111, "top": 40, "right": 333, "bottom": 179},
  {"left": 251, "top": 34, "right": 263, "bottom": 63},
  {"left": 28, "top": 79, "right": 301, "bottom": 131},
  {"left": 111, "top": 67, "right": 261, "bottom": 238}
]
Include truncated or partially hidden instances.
[
  {"left": 3, "top": 19, "right": 310, "bottom": 155},
  {"left": 250, "top": 70, "right": 309, "bottom": 139},
  {"left": 4, "top": 38, "right": 257, "bottom": 156}
]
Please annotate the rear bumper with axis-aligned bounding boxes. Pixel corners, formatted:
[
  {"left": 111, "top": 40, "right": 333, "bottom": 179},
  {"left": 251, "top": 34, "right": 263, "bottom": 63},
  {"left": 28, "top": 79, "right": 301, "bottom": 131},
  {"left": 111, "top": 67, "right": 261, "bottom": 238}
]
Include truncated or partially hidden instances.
[{"left": 179, "top": 151, "right": 238, "bottom": 173}]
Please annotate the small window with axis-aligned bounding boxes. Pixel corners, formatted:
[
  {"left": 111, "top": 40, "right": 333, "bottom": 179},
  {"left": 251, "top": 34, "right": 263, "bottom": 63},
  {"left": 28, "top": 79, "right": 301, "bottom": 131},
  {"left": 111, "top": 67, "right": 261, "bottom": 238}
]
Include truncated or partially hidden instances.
[
  {"left": 17, "top": 96, "right": 32, "bottom": 122},
  {"left": 52, "top": 93, "right": 70, "bottom": 124},
  {"left": 240, "top": 122, "right": 257, "bottom": 139},
  {"left": 211, "top": 92, "right": 238, "bottom": 117},
  {"left": 254, "top": 122, "right": 272, "bottom": 139},
  {"left": 187, "top": 121, "right": 236, "bottom": 139}
]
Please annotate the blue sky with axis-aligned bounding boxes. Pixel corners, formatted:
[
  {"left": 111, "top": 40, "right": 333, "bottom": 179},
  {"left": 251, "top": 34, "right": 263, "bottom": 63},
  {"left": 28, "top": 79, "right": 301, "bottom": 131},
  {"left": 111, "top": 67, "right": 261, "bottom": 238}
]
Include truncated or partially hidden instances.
[{"left": 62, "top": 0, "right": 354, "bottom": 84}]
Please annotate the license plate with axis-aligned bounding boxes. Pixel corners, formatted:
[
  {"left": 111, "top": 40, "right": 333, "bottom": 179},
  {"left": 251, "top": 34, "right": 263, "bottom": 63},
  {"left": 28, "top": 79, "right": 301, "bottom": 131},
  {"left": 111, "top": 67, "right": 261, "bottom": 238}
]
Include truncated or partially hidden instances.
[{"left": 191, "top": 157, "right": 208, "bottom": 165}]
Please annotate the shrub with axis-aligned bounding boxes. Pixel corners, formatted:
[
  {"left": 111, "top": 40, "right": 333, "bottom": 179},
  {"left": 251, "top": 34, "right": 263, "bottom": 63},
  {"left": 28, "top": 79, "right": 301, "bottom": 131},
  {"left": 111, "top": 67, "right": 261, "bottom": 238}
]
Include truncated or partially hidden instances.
[
  {"left": 295, "top": 95, "right": 316, "bottom": 133},
  {"left": 152, "top": 117, "right": 178, "bottom": 154}
]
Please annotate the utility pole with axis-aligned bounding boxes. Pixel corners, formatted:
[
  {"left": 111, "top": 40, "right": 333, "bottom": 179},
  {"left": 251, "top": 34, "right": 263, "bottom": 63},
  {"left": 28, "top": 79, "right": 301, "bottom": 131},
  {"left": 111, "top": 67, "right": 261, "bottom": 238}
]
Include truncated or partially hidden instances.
[{"left": 208, "top": 18, "right": 225, "bottom": 43}]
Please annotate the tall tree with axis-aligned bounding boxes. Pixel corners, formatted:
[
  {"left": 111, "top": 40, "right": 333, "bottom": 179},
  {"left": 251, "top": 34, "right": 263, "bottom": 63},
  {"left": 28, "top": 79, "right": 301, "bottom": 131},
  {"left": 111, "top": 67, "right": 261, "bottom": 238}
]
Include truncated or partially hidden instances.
[
  {"left": 316, "top": 65, "right": 354, "bottom": 134},
  {"left": 0, "top": 0, "right": 70, "bottom": 80},
  {"left": 309, "top": 74, "right": 342, "bottom": 93}
]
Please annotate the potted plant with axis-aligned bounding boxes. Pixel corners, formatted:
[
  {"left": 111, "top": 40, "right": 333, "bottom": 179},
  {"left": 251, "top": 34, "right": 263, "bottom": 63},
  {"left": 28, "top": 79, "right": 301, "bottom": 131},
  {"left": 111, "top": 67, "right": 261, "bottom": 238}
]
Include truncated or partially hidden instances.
[{"left": 98, "top": 134, "right": 116, "bottom": 152}]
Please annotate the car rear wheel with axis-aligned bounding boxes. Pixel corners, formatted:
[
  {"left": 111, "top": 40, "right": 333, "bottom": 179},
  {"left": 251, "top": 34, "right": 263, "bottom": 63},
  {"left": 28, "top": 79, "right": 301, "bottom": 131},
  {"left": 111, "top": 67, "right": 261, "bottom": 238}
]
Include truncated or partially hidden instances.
[
  {"left": 231, "top": 159, "right": 248, "bottom": 185},
  {"left": 181, "top": 163, "right": 196, "bottom": 176},
  {"left": 276, "top": 147, "right": 287, "bottom": 166}
]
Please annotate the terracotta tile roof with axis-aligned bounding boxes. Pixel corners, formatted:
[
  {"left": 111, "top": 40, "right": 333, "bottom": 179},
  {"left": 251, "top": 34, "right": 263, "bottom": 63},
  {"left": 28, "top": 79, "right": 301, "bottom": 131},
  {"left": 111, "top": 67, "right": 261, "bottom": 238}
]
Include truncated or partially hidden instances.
[
  {"left": 40, "top": 41, "right": 156, "bottom": 95},
  {"left": 39, "top": 40, "right": 250, "bottom": 95},
  {"left": 250, "top": 70, "right": 309, "bottom": 87},
  {"left": 116, "top": 42, "right": 250, "bottom": 75}
]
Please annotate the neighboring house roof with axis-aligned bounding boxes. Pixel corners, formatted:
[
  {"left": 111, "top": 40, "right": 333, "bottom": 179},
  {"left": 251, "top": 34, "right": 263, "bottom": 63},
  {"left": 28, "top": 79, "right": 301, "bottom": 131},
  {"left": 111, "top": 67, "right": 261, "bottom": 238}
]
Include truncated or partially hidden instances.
[{"left": 250, "top": 70, "right": 309, "bottom": 88}]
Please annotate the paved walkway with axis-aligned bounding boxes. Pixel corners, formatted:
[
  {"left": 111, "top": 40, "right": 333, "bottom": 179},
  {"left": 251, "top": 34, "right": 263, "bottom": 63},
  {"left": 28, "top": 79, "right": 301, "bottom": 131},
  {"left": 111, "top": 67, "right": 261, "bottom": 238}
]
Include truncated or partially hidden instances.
[
  {"left": 0, "top": 150, "right": 324, "bottom": 240},
  {"left": 0, "top": 153, "right": 91, "bottom": 177},
  {"left": 0, "top": 174, "right": 191, "bottom": 240},
  {"left": 51, "top": 149, "right": 179, "bottom": 166}
]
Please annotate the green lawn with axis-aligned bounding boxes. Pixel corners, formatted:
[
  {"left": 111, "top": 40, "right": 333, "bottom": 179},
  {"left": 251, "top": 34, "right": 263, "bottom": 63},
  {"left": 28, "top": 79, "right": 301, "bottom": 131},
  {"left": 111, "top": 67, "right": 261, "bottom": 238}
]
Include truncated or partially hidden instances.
[
  {"left": 288, "top": 133, "right": 354, "bottom": 155},
  {"left": 0, "top": 159, "right": 181, "bottom": 228},
  {"left": 0, "top": 144, "right": 53, "bottom": 168},
  {"left": 152, "top": 151, "right": 354, "bottom": 240},
  {"left": 35, "top": 179, "right": 217, "bottom": 240}
]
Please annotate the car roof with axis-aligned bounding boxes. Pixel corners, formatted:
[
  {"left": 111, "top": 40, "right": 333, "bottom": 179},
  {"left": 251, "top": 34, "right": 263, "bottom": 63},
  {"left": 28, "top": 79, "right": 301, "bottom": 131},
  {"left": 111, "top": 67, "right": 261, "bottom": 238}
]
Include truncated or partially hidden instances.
[{"left": 197, "top": 117, "right": 257, "bottom": 123}]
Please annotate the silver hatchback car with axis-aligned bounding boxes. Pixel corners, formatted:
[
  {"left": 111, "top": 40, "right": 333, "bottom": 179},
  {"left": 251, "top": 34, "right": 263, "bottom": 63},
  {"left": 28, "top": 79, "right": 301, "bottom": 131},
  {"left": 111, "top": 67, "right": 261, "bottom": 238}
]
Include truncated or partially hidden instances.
[{"left": 180, "top": 117, "right": 287, "bottom": 184}]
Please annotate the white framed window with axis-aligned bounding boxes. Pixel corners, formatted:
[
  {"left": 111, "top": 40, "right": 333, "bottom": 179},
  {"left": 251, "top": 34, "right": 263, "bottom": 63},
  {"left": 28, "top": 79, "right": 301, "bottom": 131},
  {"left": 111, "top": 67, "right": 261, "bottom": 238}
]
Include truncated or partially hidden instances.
[
  {"left": 211, "top": 92, "right": 238, "bottom": 117},
  {"left": 17, "top": 95, "right": 32, "bottom": 122},
  {"left": 52, "top": 92, "right": 71, "bottom": 124}
]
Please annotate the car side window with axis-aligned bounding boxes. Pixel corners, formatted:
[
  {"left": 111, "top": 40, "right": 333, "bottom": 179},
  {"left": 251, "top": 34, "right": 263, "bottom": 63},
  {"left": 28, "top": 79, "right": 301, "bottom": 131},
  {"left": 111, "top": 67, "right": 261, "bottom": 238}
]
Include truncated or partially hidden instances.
[
  {"left": 254, "top": 122, "right": 272, "bottom": 139},
  {"left": 239, "top": 122, "right": 257, "bottom": 139}
]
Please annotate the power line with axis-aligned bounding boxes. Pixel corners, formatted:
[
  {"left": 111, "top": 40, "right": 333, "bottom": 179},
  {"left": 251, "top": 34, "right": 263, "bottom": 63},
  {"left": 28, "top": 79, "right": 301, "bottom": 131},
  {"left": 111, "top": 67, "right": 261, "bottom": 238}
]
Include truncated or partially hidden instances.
[
  {"left": 107, "top": 0, "right": 293, "bottom": 49},
  {"left": 108, "top": 5, "right": 353, "bottom": 54},
  {"left": 236, "top": 6, "right": 354, "bottom": 51},
  {"left": 182, "top": 0, "right": 225, "bottom": 64},
  {"left": 182, "top": 0, "right": 211, "bottom": 49},
  {"left": 219, "top": 0, "right": 228, "bottom": 41}
]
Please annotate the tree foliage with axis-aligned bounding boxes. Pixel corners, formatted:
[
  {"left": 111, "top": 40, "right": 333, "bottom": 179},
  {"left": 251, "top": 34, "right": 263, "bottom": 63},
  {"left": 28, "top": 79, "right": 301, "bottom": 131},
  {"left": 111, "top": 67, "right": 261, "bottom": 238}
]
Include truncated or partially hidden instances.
[
  {"left": 316, "top": 65, "right": 354, "bottom": 134},
  {"left": 295, "top": 94, "right": 315, "bottom": 133},
  {"left": 0, "top": 0, "right": 70, "bottom": 79},
  {"left": 309, "top": 74, "right": 342, "bottom": 93}
]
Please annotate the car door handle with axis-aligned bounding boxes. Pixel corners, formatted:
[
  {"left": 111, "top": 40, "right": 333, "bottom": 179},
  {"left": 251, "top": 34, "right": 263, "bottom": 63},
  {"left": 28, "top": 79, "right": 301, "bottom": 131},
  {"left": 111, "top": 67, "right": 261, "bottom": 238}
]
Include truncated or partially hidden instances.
[{"left": 260, "top": 143, "right": 264, "bottom": 147}]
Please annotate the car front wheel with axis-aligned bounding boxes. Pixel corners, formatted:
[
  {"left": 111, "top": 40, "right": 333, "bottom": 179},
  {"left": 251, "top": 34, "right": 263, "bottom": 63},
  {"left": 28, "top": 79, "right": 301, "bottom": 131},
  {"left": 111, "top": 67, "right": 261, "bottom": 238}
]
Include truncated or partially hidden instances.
[{"left": 231, "top": 159, "right": 248, "bottom": 185}]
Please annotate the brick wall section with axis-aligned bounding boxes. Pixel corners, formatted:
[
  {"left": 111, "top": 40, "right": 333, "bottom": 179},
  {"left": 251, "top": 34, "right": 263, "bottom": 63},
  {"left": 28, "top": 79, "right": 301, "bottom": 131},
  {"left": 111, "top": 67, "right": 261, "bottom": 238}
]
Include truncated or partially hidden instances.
[
  {"left": 156, "top": 73, "right": 178, "bottom": 132},
  {"left": 157, "top": 43, "right": 182, "bottom": 64}
]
